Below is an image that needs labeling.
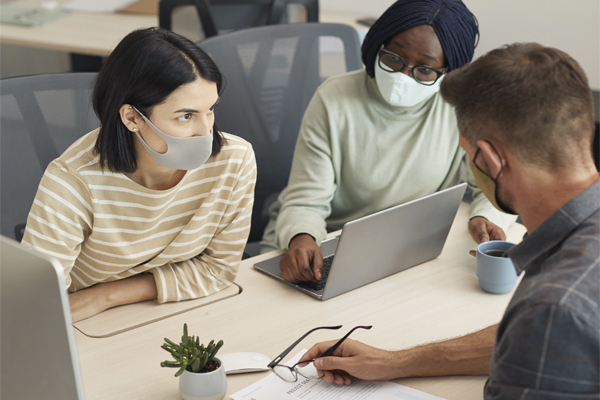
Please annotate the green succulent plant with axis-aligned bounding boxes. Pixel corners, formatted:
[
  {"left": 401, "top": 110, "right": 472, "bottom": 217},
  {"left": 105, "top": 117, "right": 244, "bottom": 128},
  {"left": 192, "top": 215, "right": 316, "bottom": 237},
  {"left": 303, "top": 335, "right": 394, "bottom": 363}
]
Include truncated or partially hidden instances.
[{"left": 160, "top": 323, "right": 224, "bottom": 377}]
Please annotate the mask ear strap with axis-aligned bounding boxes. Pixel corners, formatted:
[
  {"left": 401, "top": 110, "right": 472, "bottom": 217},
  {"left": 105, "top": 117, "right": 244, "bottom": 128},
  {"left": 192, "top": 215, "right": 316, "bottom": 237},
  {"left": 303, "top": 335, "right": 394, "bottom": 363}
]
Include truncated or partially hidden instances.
[
  {"left": 132, "top": 107, "right": 164, "bottom": 137},
  {"left": 476, "top": 140, "right": 504, "bottom": 182},
  {"left": 484, "top": 141, "right": 505, "bottom": 181}
]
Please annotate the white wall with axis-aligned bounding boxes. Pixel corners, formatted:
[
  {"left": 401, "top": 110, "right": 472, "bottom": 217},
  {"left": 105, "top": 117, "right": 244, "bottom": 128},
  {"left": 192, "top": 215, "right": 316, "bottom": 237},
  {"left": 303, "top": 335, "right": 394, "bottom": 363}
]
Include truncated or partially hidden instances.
[{"left": 321, "top": 0, "right": 600, "bottom": 90}]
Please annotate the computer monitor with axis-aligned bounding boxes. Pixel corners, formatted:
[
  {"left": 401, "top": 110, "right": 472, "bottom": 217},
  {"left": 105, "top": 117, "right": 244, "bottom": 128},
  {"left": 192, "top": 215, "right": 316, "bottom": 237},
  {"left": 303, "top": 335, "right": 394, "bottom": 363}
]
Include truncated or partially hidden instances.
[{"left": 1, "top": 235, "right": 84, "bottom": 400}]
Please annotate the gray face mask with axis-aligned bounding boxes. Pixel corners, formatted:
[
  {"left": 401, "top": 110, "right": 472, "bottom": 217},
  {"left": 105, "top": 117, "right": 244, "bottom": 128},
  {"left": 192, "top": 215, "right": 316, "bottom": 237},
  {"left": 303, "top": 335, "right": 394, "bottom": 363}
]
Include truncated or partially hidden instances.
[{"left": 132, "top": 106, "right": 213, "bottom": 170}]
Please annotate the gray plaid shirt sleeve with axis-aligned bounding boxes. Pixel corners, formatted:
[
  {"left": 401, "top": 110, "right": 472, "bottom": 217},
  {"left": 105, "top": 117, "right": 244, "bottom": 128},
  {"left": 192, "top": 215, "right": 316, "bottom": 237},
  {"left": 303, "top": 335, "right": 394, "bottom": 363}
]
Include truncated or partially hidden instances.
[
  {"left": 485, "top": 180, "right": 600, "bottom": 399},
  {"left": 485, "top": 302, "right": 600, "bottom": 399}
]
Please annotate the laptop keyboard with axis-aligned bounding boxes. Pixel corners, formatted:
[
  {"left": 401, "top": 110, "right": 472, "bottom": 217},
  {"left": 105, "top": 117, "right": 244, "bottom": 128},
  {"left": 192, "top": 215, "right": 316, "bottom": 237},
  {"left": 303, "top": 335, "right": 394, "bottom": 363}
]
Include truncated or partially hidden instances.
[{"left": 298, "top": 255, "right": 334, "bottom": 291}]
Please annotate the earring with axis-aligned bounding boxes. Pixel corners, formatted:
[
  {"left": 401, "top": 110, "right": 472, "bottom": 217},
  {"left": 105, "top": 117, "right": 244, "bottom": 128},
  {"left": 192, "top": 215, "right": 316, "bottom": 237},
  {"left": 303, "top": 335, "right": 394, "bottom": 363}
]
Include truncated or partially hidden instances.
[{"left": 132, "top": 127, "right": 137, "bottom": 132}]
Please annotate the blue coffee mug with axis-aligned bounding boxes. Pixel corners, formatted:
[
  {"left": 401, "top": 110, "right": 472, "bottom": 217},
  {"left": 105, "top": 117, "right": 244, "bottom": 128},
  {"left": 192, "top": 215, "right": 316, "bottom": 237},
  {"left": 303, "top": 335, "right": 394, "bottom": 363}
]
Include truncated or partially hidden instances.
[{"left": 476, "top": 241, "right": 518, "bottom": 294}]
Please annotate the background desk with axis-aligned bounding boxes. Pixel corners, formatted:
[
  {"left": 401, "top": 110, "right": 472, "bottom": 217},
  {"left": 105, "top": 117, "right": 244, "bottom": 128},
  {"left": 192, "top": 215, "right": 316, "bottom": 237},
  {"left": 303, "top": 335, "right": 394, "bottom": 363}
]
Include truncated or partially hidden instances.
[
  {"left": 0, "top": 1, "right": 366, "bottom": 57},
  {"left": 74, "top": 202, "right": 526, "bottom": 400}
]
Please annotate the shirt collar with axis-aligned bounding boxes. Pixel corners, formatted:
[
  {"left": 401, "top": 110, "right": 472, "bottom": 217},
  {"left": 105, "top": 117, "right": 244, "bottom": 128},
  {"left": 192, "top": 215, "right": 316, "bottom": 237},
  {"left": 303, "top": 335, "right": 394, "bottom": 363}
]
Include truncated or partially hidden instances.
[{"left": 508, "top": 178, "right": 600, "bottom": 274}]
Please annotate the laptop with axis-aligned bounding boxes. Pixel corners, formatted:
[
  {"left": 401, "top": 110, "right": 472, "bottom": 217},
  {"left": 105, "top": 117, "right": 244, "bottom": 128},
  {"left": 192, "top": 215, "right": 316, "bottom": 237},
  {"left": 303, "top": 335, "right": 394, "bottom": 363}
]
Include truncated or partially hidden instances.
[
  {"left": 254, "top": 183, "right": 467, "bottom": 300},
  {"left": 0, "top": 235, "right": 85, "bottom": 400}
]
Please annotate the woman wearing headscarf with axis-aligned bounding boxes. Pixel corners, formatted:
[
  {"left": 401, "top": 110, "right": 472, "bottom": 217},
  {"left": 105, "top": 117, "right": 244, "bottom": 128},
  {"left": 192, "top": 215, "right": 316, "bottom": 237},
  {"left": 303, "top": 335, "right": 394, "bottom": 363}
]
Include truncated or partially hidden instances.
[{"left": 261, "top": 0, "right": 516, "bottom": 282}]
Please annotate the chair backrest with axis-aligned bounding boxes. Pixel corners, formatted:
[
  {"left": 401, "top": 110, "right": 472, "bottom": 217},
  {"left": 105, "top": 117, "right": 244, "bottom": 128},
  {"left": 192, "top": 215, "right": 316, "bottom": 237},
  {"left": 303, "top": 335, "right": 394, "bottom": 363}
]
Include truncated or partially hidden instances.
[
  {"left": 159, "top": 0, "right": 318, "bottom": 40},
  {"left": 198, "top": 23, "right": 362, "bottom": 242},
  {"left": 0, "top": 73, "right": 99, "bottom": 241}
]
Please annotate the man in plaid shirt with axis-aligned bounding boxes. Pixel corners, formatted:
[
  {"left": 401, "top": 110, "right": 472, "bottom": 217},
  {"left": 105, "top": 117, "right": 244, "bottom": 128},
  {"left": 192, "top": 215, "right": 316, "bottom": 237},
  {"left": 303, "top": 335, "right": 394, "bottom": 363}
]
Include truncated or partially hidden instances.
[{"left": 299, "top": 43, "right": 600, "bottom": 399}]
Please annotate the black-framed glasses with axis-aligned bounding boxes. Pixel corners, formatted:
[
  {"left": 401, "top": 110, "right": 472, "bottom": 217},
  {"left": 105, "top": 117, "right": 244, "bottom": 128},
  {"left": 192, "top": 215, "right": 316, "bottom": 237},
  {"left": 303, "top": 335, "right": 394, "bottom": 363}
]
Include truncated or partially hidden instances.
[
  {"left": 378, "top": 45, "right": 447, "bottom": 86},
  {"left": 268, "top": 325, "right": 372, "bottom": 383}
]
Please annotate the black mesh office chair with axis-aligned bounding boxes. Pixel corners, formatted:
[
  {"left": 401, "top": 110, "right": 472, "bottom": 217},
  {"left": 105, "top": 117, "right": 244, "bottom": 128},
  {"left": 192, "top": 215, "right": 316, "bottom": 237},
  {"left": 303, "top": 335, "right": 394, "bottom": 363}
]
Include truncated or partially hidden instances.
[
  {"left": 0, "top": 73, "right": 99, "bottom": 241},
  {"left": 159, "top": 0, "right": 318, "bottom": 39},
  {"left": 197, "top": 23, "right": 362, "bottom": 250}
]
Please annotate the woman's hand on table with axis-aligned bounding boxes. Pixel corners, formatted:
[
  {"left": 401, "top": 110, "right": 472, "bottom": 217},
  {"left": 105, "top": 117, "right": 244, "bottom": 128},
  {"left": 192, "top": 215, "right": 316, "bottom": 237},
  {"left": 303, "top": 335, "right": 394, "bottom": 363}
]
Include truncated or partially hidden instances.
[
  {"left": 468, "top": 217, "right": 506, "bottom": 256},
  {"left": 279, "top": 234, "right": 323, "bottom": 283},
  {"left": 69, "top": 273, "right": 158, "bottom": 322}
]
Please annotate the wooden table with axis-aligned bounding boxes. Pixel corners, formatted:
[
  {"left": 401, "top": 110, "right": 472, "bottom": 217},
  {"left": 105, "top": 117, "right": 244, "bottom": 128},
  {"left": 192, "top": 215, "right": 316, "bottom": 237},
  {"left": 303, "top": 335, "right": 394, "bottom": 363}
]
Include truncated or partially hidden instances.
[
  {"left": 0, "top": 1, "right": 366, "bottom": 57},
  {"left": 74, "top": 202, "right": 526, "bottom": 400}
]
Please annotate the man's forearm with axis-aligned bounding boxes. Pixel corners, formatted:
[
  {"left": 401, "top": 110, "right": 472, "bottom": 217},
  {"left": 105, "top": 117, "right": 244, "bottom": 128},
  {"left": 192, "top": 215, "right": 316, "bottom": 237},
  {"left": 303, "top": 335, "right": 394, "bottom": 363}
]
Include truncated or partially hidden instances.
[{"left": 390, "top": 324, "right": 498, "bottom": 378}]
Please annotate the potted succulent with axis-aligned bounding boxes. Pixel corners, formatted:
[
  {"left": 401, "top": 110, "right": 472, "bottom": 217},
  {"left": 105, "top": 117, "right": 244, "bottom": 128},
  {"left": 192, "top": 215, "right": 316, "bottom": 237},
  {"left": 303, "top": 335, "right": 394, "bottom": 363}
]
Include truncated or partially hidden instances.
[{"left": 161, "top": 324, "right": 226, "bottom": 400}]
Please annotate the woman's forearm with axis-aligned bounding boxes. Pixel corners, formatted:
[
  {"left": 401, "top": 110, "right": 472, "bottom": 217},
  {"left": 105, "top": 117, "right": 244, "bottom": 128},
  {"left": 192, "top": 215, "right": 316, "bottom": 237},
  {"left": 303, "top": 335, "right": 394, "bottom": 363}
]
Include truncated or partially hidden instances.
[{"left": 69, "top": 273, "right": 158, "bottom": 322}]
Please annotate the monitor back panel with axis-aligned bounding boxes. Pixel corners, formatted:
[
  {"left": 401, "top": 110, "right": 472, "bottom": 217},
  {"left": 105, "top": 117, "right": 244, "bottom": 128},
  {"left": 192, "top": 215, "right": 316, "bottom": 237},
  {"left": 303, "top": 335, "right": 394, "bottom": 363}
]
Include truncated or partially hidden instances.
[{"left": 1, "top": 236, "right": 84, "bottom": 400}]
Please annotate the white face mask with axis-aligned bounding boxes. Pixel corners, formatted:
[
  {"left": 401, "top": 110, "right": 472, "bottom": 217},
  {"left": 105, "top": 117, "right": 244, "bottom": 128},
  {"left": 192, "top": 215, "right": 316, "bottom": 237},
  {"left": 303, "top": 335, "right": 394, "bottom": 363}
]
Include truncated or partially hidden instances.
[
  {"left": 132, "top": 106, "right": 213, "bottom": 171},
  {"left": 374, "top": 54, "right": 443, "bottom": 107}
]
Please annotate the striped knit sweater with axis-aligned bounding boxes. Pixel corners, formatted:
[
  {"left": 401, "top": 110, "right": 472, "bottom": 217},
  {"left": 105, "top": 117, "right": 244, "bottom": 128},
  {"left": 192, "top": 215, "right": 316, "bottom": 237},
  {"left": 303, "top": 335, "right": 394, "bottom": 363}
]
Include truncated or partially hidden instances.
[{"left": 22, "top": 129, "right": 256, "bottom": 303}]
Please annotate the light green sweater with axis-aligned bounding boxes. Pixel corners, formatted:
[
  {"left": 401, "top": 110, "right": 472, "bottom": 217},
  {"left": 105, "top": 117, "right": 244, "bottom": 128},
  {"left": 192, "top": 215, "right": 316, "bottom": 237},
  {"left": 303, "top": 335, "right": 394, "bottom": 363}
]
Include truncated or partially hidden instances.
[{"left": 260, "top": 69, "right": 516, "bottom": 252}]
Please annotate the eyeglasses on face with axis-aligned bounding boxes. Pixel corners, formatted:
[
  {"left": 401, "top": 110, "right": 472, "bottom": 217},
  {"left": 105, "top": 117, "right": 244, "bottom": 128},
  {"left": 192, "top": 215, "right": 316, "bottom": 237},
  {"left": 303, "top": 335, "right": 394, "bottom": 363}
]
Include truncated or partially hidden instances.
[
  {"left": 378, "top": 45, "right": 446, "bottom": 86},
  {"left": 268, "top": 325, "right": 372, "bottom": 383}
]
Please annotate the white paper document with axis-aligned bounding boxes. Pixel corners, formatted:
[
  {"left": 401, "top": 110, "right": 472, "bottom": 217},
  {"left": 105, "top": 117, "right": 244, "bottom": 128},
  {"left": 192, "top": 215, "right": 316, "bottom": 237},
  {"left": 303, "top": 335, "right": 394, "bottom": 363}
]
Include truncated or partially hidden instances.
[{"left": 230, "top": 350, "right": 446, "bottom": 400}]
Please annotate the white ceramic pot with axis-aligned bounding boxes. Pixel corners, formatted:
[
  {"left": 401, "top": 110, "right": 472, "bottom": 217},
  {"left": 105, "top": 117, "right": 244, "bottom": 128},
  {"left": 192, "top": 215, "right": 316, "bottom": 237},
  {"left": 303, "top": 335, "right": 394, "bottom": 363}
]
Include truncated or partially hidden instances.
[{"left": 179, "top": 358, "right": 227, "bottom": 400}]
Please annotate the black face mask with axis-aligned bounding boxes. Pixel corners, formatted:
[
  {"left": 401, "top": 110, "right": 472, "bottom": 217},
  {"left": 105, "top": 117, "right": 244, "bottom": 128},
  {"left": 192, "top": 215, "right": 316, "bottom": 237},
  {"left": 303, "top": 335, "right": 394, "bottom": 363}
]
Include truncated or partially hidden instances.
[{"left": 470, "top": 144, "right": 517, "bottom": 216}]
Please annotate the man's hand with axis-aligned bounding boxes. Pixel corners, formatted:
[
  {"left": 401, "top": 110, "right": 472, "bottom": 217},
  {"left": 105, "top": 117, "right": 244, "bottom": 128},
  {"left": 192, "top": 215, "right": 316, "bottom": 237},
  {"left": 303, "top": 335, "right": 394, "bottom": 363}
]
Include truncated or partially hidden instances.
[
  {"left": 298, "top": 325, "right": 498, "bottom": 385},
  {"left": 468, "top": 217, "right": 506, "bottom": 256},
  {"left": 279, "top": 234, "right": 323, "bottom": 283},
  {"left": 298, "top": 339, "right": 398, "bottom": 385}
]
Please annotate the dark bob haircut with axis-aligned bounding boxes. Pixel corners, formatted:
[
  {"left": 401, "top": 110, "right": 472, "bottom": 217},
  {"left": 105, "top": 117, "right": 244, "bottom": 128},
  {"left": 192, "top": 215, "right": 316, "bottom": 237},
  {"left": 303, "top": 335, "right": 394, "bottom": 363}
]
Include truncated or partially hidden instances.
[
  {"left": 93, "top": 27, "right": 224, "bottom": 173},
  {"left": 361, "top": 0, "right": 479, "bottom": 77}
]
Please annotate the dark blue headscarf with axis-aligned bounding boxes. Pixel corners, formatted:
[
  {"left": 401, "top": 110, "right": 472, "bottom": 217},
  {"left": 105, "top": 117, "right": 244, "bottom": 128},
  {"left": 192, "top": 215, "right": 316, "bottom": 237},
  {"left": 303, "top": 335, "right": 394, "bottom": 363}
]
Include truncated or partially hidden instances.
[{"left": 362, "top": 0, "right": 479, "bottom": 77}]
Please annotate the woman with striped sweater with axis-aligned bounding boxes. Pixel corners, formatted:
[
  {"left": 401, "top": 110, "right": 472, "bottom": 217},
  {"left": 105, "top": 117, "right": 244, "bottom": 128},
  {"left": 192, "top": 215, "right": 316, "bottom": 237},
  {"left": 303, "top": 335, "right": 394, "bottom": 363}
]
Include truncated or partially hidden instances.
[{"left": 22, "top": 28, "right": 256, "bottom": 322}]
